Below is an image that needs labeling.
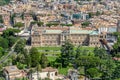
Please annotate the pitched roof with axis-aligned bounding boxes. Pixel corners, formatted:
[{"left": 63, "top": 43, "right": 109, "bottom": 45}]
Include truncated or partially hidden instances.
[{"left": 42, "top": 67, "right": 58, "bottom": 72}]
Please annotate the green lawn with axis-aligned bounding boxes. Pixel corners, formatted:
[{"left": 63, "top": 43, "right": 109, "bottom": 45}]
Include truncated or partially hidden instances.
[
  {"left": 36, "top": 47, "right": 61, "bottom": 55},
  {"left": 75, "top": 46, "right": 95, "bottom": 51},
  {"left": 36, "top": 46, "right": 94, "bottom": 51},
  {"left": 39, "top": 51, "right": 61, "bottom": 55},
  {"left": 36, "top": 47, "right": 61, "bottom": 51},
  {"left": 36, "top": 46, "right": 95, "bottom": 56}
]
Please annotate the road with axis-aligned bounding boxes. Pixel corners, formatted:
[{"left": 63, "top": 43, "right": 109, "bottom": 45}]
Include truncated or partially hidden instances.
[{"left": 0, "top": 39, "right": 20, "bottom": 63}]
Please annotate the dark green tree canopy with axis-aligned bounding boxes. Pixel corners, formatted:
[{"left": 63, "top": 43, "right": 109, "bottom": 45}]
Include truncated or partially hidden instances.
[
  {"left": 94, "top": 47, "right": 107, "bottom": 59},
  {"left": 40, "top": 53, "right": 48, "bottom": 68},
  {"left": 14, "top": 22, "right": 24, "bottom": 28},
  {"left": 14, "top": 39, "right": 26, "bottom": 53},
  {"left": 60, "top": 40, "right": 74, "bottom": 67},
  {"left": 112, "top": 65, "right": 120, "bottom": 79},
  {"left": 0, "top": 37, "right": 8, "bottom": 49},
  {"left": 86, "top": 68, "right": 102, "bottom": 78},
  {"left": 2, "top": 29, "right": 20, "bottom": 38},
  {"left": 30, "top": 47, "right": 41, "bottom": 67}
]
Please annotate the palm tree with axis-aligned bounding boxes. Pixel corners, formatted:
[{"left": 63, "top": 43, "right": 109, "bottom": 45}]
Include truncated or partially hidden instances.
[{"left": 36, "top": 64, "right": 42, "bottom": 80}]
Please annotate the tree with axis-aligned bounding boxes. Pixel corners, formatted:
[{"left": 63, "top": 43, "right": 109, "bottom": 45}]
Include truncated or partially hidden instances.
[
  {"left": 81, "top": 21, "right": 90, "bottom": 27},
  {"left": 94, "top": 47, "right": 107, "bottom": 59},
  {"left": 115, "top": 53, "right": 120, "bottom": 58},
  {"left": 16, "top": 54, "right": 25, "bottom": 64},
  {"left": 10, "top": 13, "right": 16, "bottom": 24},
  {"left": 94, "top": 47, "right": 99, "bottom": 54},
  {"left": 101, "top": 59, "right": 116, "bottom": 79},
  {"left": 112, "top": 65, "right": 120, "bottom": 79},
  {"left": 96, "top": 11, "right": 101, "bottom": 16},
  {"left": 86, "top": 68, "right": 102, "bottom": 79},
  {"left": 60, "top": 40, "right": 74, "bottom": 67},
  {"left": 36, "top": 64, "right": 41, "bottom": 80},
  {"left": 46, "top": 23, "right": 59, "bottom": 27},
  {"left": 21, "top": 12, "right": 24, "bottom": 20},
  {"left": 2, "top": 28, "right": 20, "bottom": 38},
  {"left": 40, "top": 54, "right": 48, "bottom": 68},
  {"left": 14, "top": 39, "right": 26, "bottom": 53},
  {"left": 0, "top": 47, "right": 4, "bottom": 57},
  {"left": 30, "top": 47, "right": 40, "bottom": 67},
  {"left": 11, "top": 53, "right": 17, "bottom": 65},
  {"left": 60, "top": 24, "right": 73, "bottom": 27},
  {"left": 8, "top": 36, "right": 16, "bottom": 47},
  {"left": 0, "top": 77, "right": 5, "bottom": 80},
  {"left": 88, "top": 12, "right": 94, "bottom": 18},
  {"left": 31, "top": 21, "right": 37, "bottom": 25},
  {"left": 76, "top": 56, "right": 101, "bottom": 68},
  {"left": 0, "top": 37, "right": 8, "bottom": 49},
  {"left": 37, "top": 21, "right": 44, "bottom": 26},
  {"left": 14, "top": 22, "right": 24, "bottom": 28},
  {"left": 25, "top": 54, "right": 31, "bottom": 68},
  {"left": 76, "top": 56, "right": 101, "bottom": 79},
  {"left": 112, "top": 32, "right": 120, "bottom": 54},
  {"left": 94, "top": 47, "right": 116, "bottom": 79},
  {"left": 113, "top": 43, "right": 119, "bottom": 54},
  {"left": 0, "top": 0, "right": 10, "bottom": 6},
  {"left": 0, "top": 64, "right": 3, "bottom": 71},
  {"left": 75, "top": 45, "right": 83, "bottom": 59},
  {"left": 21, "top": 49, "right": 31, "bottom": 67}
]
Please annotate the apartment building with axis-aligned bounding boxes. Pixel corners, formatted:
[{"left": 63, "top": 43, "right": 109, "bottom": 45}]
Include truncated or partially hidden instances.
[{"left": 31, "top": 25, "right": 100, "bottom": 47}]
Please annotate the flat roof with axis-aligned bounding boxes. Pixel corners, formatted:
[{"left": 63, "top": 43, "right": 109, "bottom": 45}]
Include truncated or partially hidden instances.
[
  {"left": 90, "top": 31, "right": 99, "bottom": 35},
  {"left": 69, "top": 30, "right": 93, "bottom": 34},
  {"left": 43, "top": 30, "right": 62, "bottom": 34}
]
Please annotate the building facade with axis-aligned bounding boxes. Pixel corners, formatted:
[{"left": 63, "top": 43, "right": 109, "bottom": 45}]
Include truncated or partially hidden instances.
[
  {"left": 3, "top": 66, "right": 26, "bottom": 80},
  {"left": 31, "top": 67, "right": 61, "bottom": 80},
  {"left": 31, "top": 25, "right": 100, "bottom": 47}
]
